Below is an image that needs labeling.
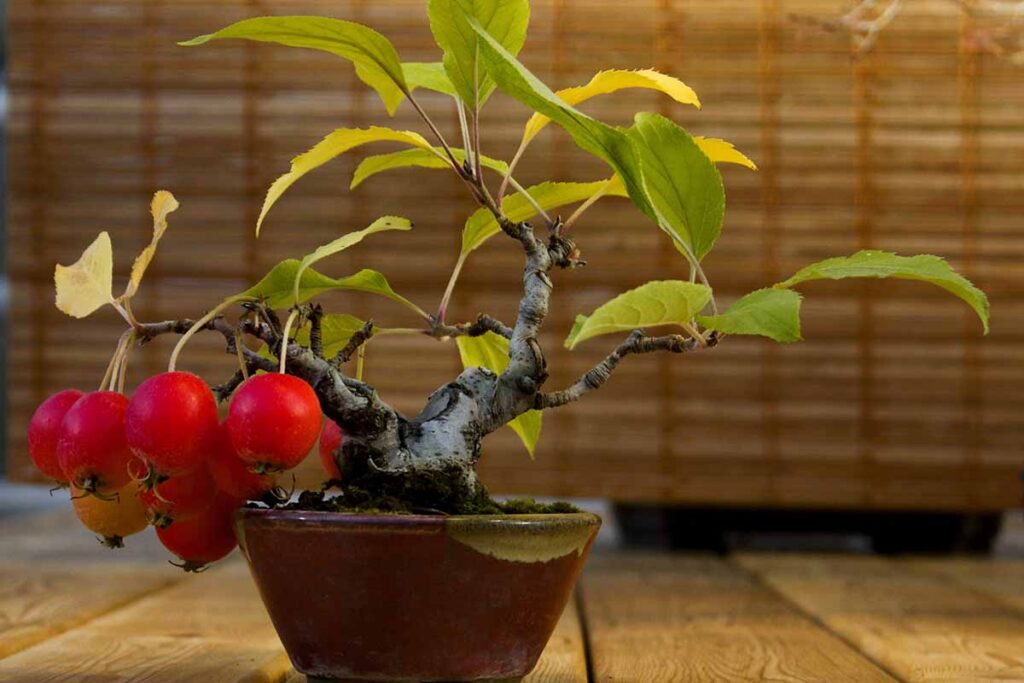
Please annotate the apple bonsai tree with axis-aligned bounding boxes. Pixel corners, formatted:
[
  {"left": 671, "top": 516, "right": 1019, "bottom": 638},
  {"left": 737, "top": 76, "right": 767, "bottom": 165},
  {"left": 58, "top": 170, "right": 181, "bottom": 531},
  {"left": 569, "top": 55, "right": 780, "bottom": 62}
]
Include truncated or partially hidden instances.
[{"left": 27, "top": 1, "right": 989, "bottom": 571}]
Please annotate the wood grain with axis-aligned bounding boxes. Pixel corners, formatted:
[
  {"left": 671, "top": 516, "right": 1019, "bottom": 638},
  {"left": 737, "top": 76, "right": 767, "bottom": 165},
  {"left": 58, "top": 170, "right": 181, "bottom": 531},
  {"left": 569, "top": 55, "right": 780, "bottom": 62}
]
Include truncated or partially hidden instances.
[
  {"left": 0, "top": 562, "right": 291, "bottom": 683},
  {"left": 524, "top": 595, "right": 589, "bottom": 683},
  {"left": 0, "top": 562, "right": 179, "bottom": 660},
  {"left": 581, "top": 554, "right": 894, "bottom": 682},
  {"left": 911, "top": 558, "right": 1024, "bottom": 614},
  {"left": 738, "top": 554, "right": 1024, "bottom": 682}
]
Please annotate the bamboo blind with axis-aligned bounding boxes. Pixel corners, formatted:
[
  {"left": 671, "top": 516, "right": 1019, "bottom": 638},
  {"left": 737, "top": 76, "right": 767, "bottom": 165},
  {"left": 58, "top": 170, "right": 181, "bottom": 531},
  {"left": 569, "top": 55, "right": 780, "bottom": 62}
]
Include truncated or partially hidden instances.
[{"left": 6, "top": 0, "right": 1022, "bottom": 511}]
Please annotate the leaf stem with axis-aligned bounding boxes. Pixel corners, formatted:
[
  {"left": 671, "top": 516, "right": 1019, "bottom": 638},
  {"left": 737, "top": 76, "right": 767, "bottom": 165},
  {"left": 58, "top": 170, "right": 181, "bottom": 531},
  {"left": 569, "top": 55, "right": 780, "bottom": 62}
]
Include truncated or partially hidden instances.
[
  {"left": 355, "top": 345, "right": 367, "bottom": 381},
  {"left": 405, "top": 90, "right": 461, "bottom": 172},
  {"left": 279, "top": 309, "right": 299, "bottom": 374},
  {"left": 456, "top": 98, "right": 475, "bottom": 175},
  {"left": 116, "top": 330, "right": 136, "bottom": 393},
  {"left": 497, "top": 139, "right": 527, "bottom": 202},
  {"left": 563, "top": 179, "right": 615, "bottom": 233},
  {"left": 437, "top": 254, "right": 467, "bottom": 323},
  {"left": 505, "top": 175, "right": 553, "bottom": 226},
  {"left": 168, "top": 299, "right": 237, "bottom": 372},
  {"left": 101, "top": 330, "right": 132, "bottom": 391},
  {"left": 234, "top": 328, "right": 250, "bottom": 380}
]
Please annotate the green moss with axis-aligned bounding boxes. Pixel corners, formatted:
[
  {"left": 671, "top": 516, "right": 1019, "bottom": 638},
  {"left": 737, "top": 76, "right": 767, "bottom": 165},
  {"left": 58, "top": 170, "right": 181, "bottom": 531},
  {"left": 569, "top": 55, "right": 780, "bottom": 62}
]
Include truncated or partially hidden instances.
[{"left": 278, "top": 482, "right": 579, "bottom": 516}]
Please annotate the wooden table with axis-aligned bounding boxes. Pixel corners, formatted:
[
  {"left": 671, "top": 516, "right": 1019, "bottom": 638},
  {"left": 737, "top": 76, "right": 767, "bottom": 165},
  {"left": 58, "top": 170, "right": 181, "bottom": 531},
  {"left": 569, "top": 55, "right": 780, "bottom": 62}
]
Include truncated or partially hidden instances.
[{"left": 3, "top": 510, "right": 1024, "bottom": 682}]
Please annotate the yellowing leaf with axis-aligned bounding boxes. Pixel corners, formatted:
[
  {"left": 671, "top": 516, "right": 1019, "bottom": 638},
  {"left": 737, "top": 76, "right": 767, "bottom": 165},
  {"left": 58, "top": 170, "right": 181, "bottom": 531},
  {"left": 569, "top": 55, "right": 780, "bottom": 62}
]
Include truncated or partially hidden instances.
[
  {"left": 351, "top": 147, "right": 507, "bottom": 189},
  {"left": 257, "top": 127, "right": 439, "bottom": 235},
  {"left": 694, "top": 137, "right": 757, "bottom": 170},
  {"left": 180, "top": 17, "right": 409, "bottom": 115},
  {"left": 293, "top": 216, "right": 413, "bottom": 305},
  {"left": 455, "top": 332, "right": 542, "bottom": 458},
  {"left": 402, "top": 62, "right": 457, "bottom": 97},
  {"left": 461, "top": 178, "right": 628, "bottom": 257},
  {"left": 471, "top": 19, "right": 657, "bottom": 221},
  {"left": 565, "top": 280, "right": 712, "bottom": 349},
  {"left": 523, "top": 69, "right": 700, "bottom": 143},
  {"left": 55, "top": 232, "right": 115, "bottom": 318},
  {"left": 124, "top": 190, "right": 179, "bottom": 299}
]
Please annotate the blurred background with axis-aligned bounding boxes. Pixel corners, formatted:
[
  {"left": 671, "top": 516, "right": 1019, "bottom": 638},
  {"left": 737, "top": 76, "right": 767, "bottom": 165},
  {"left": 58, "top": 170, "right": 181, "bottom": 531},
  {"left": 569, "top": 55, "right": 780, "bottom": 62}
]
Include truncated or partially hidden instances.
[{"left": 3, "top": 0, "right": 1021, "bottom": 553}]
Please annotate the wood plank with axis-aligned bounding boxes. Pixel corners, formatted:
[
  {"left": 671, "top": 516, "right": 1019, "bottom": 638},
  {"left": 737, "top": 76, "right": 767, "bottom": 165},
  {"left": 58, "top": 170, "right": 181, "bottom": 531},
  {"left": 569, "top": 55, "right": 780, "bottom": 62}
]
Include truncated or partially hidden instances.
[
  {"left": 581, "top": 554, "right": 894, "bottom": 682},
  {"left": 0, "top": 562, "right": 179, "bottom": 660},
  {"left": 0, "top": 562, "right": 290, "bottom": 683},
  {"left": 524, "top": 596, "right": 589, "bottom": 683},
  {"left": 738, "top": 554, "right": 1024, "bottom": 682},
  {"left": 911, "top": 558, "right": 1024, "bottom": 614}
]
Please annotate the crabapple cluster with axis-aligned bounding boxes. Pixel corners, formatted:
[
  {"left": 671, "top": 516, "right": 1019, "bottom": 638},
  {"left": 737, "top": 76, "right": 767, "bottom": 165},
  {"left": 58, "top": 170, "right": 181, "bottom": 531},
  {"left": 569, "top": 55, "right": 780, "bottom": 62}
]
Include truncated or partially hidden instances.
[{"left": 27, "top": 371, "right": 344, "bottom": 571}]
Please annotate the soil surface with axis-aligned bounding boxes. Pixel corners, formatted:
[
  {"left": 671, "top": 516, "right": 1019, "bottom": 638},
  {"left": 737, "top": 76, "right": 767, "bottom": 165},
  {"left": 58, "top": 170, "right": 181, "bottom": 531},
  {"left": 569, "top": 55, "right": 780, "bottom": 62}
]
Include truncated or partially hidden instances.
[{"left": 262, "top": 484, "right": 580, "bottom": 516}]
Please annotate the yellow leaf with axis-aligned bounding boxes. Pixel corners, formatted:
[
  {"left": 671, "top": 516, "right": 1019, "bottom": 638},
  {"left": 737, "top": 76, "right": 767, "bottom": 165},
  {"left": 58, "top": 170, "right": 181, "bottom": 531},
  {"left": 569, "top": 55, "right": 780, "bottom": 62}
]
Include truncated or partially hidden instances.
[
  {"left": 124, "top": 190, "right": 179, "bottom": 299},
  {"left": 522, "top": 69, "right": 700, "bottom": 144},
  {"left": 55, "top": 232, "right": 115, "bottom": 318},
  {"left": 257, "top": 126, "right": 439, "bottom": 236},
  {"left": 694, "top": 136, "right": 758, "bottom": 170}
]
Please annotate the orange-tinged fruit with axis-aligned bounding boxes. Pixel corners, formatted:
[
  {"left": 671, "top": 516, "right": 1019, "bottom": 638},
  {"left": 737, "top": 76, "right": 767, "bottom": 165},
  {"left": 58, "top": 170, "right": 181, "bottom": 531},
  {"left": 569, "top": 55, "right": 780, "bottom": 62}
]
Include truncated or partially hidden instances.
[{"left": 71, "top": 481, "right": 149, "bottom": 548}]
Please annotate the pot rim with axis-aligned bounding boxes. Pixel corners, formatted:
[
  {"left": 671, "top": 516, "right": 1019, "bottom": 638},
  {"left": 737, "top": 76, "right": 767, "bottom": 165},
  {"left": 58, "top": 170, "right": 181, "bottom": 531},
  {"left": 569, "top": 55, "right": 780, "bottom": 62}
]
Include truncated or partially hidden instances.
[{"left": 236, "top": 506, "right": 601, "bottom": 528}]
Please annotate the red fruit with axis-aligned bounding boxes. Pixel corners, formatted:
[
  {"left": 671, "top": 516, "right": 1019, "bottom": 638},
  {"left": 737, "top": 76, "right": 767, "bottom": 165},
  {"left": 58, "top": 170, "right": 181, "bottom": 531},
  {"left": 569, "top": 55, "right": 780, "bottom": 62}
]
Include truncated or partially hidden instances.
[
  {"left": 207, "top": 423, "right": 277, "bottom": 500},
  {"left": 28, "top": 389, "right": 84, "bottom": 483},
  {"left": 157, "top": 491, "right": 241, "bottom": 572},
  {"left": 139, "top": 466, "right": 217, "bottom": 528},
  {"left": 126, "top": 371, "right": 219, "bottom": 476},
  {"left": 319, "top": 419, "right": 343, "bottom": 480},
  {"left": 227, "top": 374, "right": 321, "bottom": 472},
  {"left": 58, "top": 391, "right": 133, "bottom": 495}
]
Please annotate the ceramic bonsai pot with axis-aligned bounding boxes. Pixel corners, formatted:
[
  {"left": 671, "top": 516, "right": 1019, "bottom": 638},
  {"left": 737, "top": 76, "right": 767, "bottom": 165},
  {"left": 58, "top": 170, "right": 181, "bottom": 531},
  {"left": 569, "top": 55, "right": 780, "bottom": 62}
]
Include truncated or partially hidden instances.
[{"left": 235, "top": 508, "right": 601, "bottom": 681}]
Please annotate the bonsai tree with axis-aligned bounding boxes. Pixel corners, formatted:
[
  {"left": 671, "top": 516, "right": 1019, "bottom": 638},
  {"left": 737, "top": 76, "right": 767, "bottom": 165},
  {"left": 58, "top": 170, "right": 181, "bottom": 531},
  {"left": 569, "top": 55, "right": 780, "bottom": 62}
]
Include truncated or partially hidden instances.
[{"left": 28, "top": 1, "right": 988, "bottom": 568}]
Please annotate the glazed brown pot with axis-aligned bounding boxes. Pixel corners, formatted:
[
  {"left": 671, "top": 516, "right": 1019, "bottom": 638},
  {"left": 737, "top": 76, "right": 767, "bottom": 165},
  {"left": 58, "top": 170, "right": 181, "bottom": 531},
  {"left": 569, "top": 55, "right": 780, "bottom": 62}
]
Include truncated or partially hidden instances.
[{"left": 235, "top": 508, "right": 601, "bottom": 682}]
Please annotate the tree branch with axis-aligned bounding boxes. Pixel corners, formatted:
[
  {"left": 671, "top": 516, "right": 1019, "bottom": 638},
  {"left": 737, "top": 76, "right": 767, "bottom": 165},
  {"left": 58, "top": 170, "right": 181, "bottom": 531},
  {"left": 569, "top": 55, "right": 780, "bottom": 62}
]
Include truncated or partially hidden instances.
[
  {"left": 329, "top": 320, "right": 376, "bottom": 368},
  {"left": 429, "top": 314, "right": 514, "bottom": 340},
  {"left": 534, "top": 330, "right": 718, "bottom": 410}
]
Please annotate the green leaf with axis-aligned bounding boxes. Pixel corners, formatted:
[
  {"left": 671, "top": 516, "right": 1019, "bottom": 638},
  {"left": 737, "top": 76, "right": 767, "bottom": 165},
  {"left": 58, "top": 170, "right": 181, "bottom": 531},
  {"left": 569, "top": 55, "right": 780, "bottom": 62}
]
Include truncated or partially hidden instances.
[
  {"left": 627, "top": 113, "right": 725, "bottom": 261},
  {"left": 455, "top": 332, "right": 542, "bottom": 457},
  {"left": 460, "top": 178, "right": 627, "bottom": 257},
  {"left": 294, "top": 313, "right": 369, "bottom": 357},
  {"left": 565, "top": 281, "right": 712, "bottom": 350},
  {"left": 351, "top": 147, "right": 508, "bottom": 189},
  {"left": 697, "top": 289, "right": 802, "bottom": 343},
  {"left": 403, "top": 62, "right": 457, "bottom": 97},
  {"left": 180, "top": 17, "right": 409, "bottom": 115},
  {"left": 428, "top": 0, "right": 530, "bottom": 108},
  {"left": 776, "top": 250, "right": 990, "bottom": 334},
  {"left": 522, "top": 69, "right": 701, "bottom": 144},
  {"left": 469, "top": 18, "right": 655, "bottom": 221},
  {"left": 257, "top": 126, "right": 438, "bottom": 235},
  {"left": 236, "top": 260, "right": 425, "bottom": 317},
  {"left": 294, "top": 216, "right": 412, "bottom": 305}
]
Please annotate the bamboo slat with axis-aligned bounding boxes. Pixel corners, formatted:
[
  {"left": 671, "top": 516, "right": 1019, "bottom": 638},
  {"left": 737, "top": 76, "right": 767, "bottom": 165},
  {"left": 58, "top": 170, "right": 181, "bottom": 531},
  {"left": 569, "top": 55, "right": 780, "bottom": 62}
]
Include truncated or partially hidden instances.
[{"left": 6, "top": 0, "right": 1021, "bottom": 510}]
